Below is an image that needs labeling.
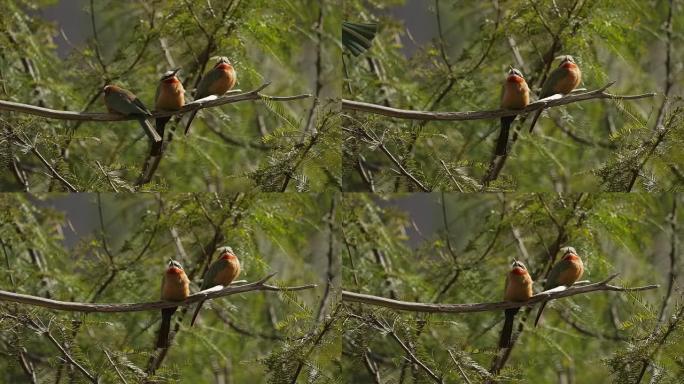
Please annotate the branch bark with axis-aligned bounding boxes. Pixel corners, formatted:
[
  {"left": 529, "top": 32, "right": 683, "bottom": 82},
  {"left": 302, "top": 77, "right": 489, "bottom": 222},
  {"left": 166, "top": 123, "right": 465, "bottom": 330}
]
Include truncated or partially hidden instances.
[
  {"left": 0, "top": 83, "right": 310, "bottom": 122},
  {"left": 343, "top": 82, "right": 654, "bottom": 122},
  {"left": 342, "top": 274, "right": 657, "bottom": 313},
  {"left": 0, "top": 274, "right": 316, "bottom": 313}
]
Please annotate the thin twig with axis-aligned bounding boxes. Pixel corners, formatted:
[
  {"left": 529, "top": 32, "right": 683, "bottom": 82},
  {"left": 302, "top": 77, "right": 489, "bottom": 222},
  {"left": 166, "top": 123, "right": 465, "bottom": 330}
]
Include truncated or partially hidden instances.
[
  {"left": 316, "top": 196, "right": 336, "bottom": 323},
  {"left": 27, "top": 318, "right": 98, "bottom": 383},
  {"left": 448, "top": 350, "right": 473, "bottom": 384},
  {"left": 12, "top": 134, "right": 77, "bottom": 192},
  {"left": 373, "top": 318, "right": 443, "bottom": 383},
  {"left": 95, "top": 161, "right": 119, "bottom": 192},
  {"left": 103, "top": 349, "right": 127, "bottom": 384}
]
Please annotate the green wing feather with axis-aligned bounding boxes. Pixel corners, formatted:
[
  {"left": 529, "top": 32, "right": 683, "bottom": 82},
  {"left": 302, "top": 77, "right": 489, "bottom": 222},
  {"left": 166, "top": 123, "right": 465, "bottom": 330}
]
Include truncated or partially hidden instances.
[
  {"left": 131, "top": 97, "right": 151, "bottom": 115},
  {"left": 195, "top": 69, "right": 223, "bottom": 99},
  {"left": 107, "top": 93, "right": 150, "bottom": 116},
  {"left": 540, "top": 67, "right": 567, "bottom": 98},
  {"left": 342, "top": 22, "right": 378, "bottom": 56},
  {"left": 154, "top": 83, "right": 161, "bottom": 106},
  {"left": 195, "top": 74, "right": 211, "bottom": 98},
  {"left": 544, "top": 260, "right": 569, "bottom": 289},
  {"left": 201, "top": 259, "right": 228, "bottom": 289}
]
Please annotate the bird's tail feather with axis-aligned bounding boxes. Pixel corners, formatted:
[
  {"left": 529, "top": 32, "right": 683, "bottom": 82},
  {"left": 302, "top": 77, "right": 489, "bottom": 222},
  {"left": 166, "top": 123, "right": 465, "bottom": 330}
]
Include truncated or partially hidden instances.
[
  {"left": 139, "top": 118, "right": 162, "bottom": 143},
  {"left": 190, "top": 300, "right": 204, "bottom": 327},
  {"left": 534, "top": 301, "right": 547, "bottom": 327},
  {"left": 499, "top": 308, "right": 519, "bottom": 348},
  {"left": 528, "top": 109, "right": 543, "bottom": 133},
  {"left": 156, "top": 307, "right": 177, "bottom": 348},
  {"left": 496, "top": 116, "right": 515, "bottom": 156},
  {"left": 184, "top": 110, "right": 198, "bottom": 135},
  {"left": 152, "top": 117, "right": 170, "bottom": 156}
]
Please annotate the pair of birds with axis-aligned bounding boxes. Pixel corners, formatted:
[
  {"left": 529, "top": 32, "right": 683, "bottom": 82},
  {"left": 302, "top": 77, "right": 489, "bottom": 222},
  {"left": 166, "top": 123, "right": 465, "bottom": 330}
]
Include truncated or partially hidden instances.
[
  {"left": 496, "top": 55, "right": 582, "bottom": 156},
  {"left": 103, "top": 57, "right": 237, "bottom": 153},
  {"left": 499, "top": 246, "right": 584, "bottom": 348},
  {"left": 156, "top": 246, "right": 241, "bottom": 349}
]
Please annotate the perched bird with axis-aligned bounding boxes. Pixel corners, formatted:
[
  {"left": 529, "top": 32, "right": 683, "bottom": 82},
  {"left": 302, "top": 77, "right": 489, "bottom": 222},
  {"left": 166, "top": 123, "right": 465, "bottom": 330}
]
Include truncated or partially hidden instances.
[
  {"left": 499, "top": 260, "right": 534, "bottom": 348},
  {"left": 496, "top": 67, "right": 530, "bottom": 156},
  {"left": 153, "top": 68, "right": 185, "bottom": 155},
  {"left": 184, "top": 57, "right": 237, "bottom": 135},
  {"left": 529, "top": 55, "right": 582, "bottom": 133},
  {"left": 156, "top": 260, "right": 190, "bottom": 349},
  {"left": 534, "top": 246, "right": 584, "bottom": 327},
  {"left": 103, "top": 85, "right": 161, "bottom": 143},
  {"left": 190, "top": 246, "right": 241, "bottom": 326}
]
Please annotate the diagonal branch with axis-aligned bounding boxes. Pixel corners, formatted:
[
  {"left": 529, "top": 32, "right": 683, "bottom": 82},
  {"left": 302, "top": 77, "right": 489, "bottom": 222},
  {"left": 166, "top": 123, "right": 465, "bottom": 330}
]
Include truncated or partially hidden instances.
[
  {"left": 11, "top": 134, "right": 78, "bottom": 192},
  {"left": 0, "top": 83, "right": 311, "bottom": 122},
  {"left": 0, "top": 273, "right": 316, "bottom": 313},
  {"left": 343, "top": 82, "right": 655, "bottom": 122},
  {"left": 342, "top": 274, "right": 657, "bottom": 313},
  {"left": 24, "top": 317, "right": 97, "bottom": 383}
]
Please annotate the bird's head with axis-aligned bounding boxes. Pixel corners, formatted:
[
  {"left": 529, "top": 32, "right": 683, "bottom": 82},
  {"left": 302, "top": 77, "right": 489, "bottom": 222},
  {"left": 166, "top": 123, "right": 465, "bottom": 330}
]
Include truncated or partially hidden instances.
[
  {"left": 214, "top": 56, "right": 233, "bottom": 71},
  {"left": 510, "top": 260, "right": 528, "bottom": 275},
  {"left": 166, "top": 259, "right": 184, "bottom": 273},
  {"left": 217, "top": 246, "right": 236, "bottom": 260},
  {"left": 160, "top": 68, "right": 181, "bottom": 83},
  {"left": 506, "top": 67, "right": 525, "bottom": 83},
  {"left": 558, "top": 55, "right": 577, "bottom": 69},
  {"left": 561, "top": 246, "right": 580, "bottom": 261},
  {"left": 103, "top": 85, "right": 118, "bottom": 95}
]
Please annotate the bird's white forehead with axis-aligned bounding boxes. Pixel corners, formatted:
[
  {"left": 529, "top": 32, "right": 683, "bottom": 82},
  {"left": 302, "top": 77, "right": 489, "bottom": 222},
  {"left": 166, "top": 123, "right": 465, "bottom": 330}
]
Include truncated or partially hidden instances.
[
  {"left": 217, "top": 246, "right": 234, "bottom": 254},
  {"left": 561, "top": 246, "right": 577, "bottom": 254}
]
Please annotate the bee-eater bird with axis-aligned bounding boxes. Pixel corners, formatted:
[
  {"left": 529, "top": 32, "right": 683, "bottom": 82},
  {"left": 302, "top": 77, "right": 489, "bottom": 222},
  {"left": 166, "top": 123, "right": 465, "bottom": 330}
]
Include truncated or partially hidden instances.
[
  {"left": 184, "top": 57, "right": 237, "bottom": 135},
  {"left": 156, "top": 260, "right": 190, "bottom": 349},
  {"left": 499, "top": 260, "right": 534, "bottom": 348},
  {"left": 103, "top": 85, "right": 161, "bottom": 143},
  {"left": 496, "top": 67, "right": 530, "bottom": 156},
  {"left": 534, "top": 246, "right": 584, "bottom": 327},
  {"left": 528, "top": 55, "right": 582, "bottom": 133},
  {"left": 153, "top": 68, "right": 185, "bottom": 155},
  {"left": 190, "top": 246, "right": 241, "bottom": 326}
]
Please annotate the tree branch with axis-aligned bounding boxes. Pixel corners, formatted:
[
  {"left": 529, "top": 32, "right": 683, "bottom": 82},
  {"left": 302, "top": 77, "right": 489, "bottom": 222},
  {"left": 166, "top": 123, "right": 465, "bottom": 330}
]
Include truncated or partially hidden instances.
[
  {"left": 342, "top": 274, "right": 657, "bottom": 313},
  {"left": 0, "top": 274, "right": 316, "bottom": 313},
  {"left": 342, "top": 82, "right": 655, "bottom": 121},
  {"left": 0, "top": 83, "right": 311, "bottom": 122}
]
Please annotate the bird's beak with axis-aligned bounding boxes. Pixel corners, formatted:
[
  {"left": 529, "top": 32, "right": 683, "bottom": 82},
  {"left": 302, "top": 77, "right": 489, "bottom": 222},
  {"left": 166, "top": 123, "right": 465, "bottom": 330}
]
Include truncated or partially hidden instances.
[{"left": 171, "top": 68, "right": 181, "bottom": 76}]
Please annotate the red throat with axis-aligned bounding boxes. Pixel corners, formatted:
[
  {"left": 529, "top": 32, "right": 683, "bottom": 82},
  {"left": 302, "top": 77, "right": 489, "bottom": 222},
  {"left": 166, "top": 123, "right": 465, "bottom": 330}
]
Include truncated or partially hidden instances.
[
  {"left": 221, "top": 252, "right": 236, "bottom": 260},
  {"left": 507, "top": 75, "right": 524, "bottom": 84},
  {"left": 167, "top": 267, "right": 183, "bottom": 275},
  {"left": 217, "top": 63, "right": 232, "bottom": 71},
  {"left": 561, "top": 62, "right": 577, "bottom": 69},
  {"left": 564, "top": 254, "right": 579, "bottom": 261},
  {"left": 511, "top": 267, "right": 526, "bottom": 276},
  {"left": 163, "top": 77, "right": 179, "bottom": 84}
]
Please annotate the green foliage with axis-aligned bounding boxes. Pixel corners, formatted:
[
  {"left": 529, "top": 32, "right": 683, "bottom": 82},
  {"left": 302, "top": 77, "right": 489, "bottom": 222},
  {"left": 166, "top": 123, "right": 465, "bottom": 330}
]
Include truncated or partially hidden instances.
[
  {"left": 340, "top": 193, "right": 683, "bottom": 383},
  {"left": 0, "top": 193, "right": 337, "bottom": 382},
  {"left": 342, "top": 0, "right": 684, "bottom": 192},
  {"left": 0, "top": 0, "right": 339, "bottom": 192}
]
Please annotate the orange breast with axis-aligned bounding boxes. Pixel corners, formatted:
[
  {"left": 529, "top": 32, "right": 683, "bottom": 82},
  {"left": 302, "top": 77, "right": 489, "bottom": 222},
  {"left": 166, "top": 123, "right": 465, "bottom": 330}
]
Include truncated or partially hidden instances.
[
  {"left": 553, "top": 68, "right": 581, "bottom": 94},
  {"left": 156, "top": 83, "right": 185, "bottom": 110},
  {"left": 505, "top": 272, "right": 534, "bottom": 301},
  {"left": 212, "top": 259, "right": 240, "bottom": 285},
  {"left": 501, "top": 81, "right": 530, "bottom": 109},
  {"left": 555, "top": 260, "right": 584, "bottom": 285},
  {"left": 162, "top": 271, "right": 190, "bottom": 301},
  {"left": 208, "top": 68, "right": 237, "bottom": 95}
]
